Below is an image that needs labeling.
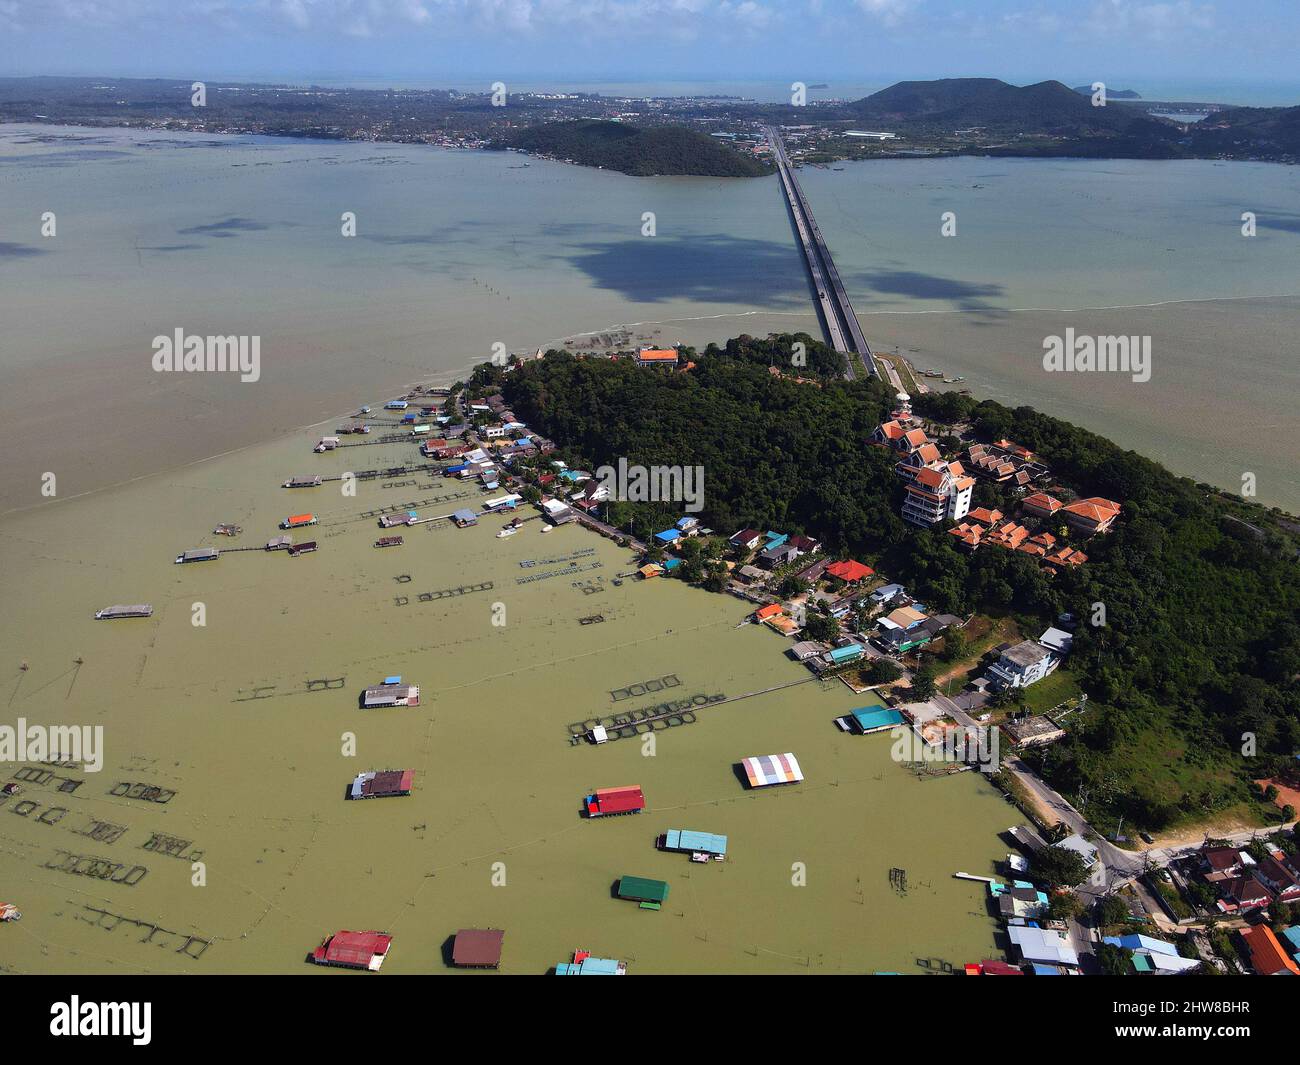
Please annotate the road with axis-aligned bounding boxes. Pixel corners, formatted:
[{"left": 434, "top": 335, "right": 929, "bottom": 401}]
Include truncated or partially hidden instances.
[{"left": 766, "top": 127, "right": 877, "bottom": 380}]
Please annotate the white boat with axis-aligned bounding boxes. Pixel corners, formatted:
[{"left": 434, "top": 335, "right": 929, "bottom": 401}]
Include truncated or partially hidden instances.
[
  {"left": 497, "top": 527, "right": 518, "bottom": 539},
  {"left": 540, "top": 524, "right": 553, "bottom": 534}
]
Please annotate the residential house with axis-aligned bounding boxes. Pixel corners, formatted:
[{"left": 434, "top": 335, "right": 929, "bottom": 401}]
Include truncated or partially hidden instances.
[
  {"left": 825, "top": 559, "right": 874, "bottom": 583},
  {"left": 1253, "top": 854, "right": 1300, "bottom": 903},
  {"left": 1240, "top": 924, "right": 1300, "bottom": 976},
  {"left": 967, "top": 507, "right": 1003, "bottom": 526},
  {"left": 984, "top": 521, "right": 1030, "bottom": 551},
  {"left": 986, "top": 640, "right": 1057, "bottom": 690},
  {"left": 759, "top": 543, "right": 799, "bottom": 569},
  {"left": 729, "top": 528, "right": 763, "bottom": 552}
]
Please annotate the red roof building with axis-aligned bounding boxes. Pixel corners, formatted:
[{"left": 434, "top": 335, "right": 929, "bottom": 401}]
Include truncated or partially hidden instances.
[
  {"left": 585, "top": 785, "right": 645, "bottom": 817},
  {"left": 311, "top": 930, "right": 393, "bottom": 971},
  {"left": 825, "top": 559, "right": 874, "bottom": 583}
]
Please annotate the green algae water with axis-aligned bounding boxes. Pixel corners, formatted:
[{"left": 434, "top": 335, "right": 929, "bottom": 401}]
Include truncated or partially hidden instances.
[{"left": 0, "top": 425, "right": 1014, "bottom": 974}]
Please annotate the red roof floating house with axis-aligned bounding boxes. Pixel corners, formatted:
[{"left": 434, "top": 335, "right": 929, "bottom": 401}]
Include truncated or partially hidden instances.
[
  {"left": 825, "top": 559, "right": 874, "bottom": 583},
  {"left": 451, "top": 928, "right": 505, "bottom": 969},
  {"left": 310, "top": 930, "right": 393, "bottom": 971},
  {"left": 583, "top": 785, "right": 645, "bottom": 818}
]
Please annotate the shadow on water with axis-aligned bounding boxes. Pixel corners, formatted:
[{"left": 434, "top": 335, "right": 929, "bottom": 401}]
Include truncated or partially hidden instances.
[{"left": 561, "top": 234, "right": 810, "bottom": 306}]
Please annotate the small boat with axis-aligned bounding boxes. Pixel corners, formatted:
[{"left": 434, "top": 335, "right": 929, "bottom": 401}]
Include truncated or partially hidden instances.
[
  {"left": 1, "top": 782, "right": 22, "bottom": 797},
  {"left": 540, "top": 524, "right": 553, "bottom": 534},
  {"left": 374, "top": 536, "right": 404, "bottom": 548},
  {"left": 356, "top": 406, "right": 371, "bottom": 415},
  {"left": 497, "top": 527, "right": 518, "bottom": 539},
  {"left": 0, "top": 903, "right": 20, "bottom": 922},
  {"left": 213, "top": 523, "right": 242, "bottom": 536},
  {"left": 690, "top": 852, "right": 711, "bottom": 864}
]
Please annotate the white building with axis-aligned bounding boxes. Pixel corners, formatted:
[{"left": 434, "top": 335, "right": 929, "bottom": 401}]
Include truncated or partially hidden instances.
[
  {"left": 986, "top": 640, "right": 1056, "bottom": 690},
  {"left": 901, "top": 463, "right": 974, "bottom": 526}
]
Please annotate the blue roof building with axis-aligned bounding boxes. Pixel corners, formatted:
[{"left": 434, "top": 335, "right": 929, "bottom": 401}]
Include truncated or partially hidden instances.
[
  {"left": 654, "top": 528, "right": 682, "bottom": 545},
  {"left": 850, "top": 705, "right": 905, "bottom": 734},
  {"left": 1103, "top": 934, "right": 1179, "bottom": 957},
  {"left": 663, "top": 829, "right": 728, "bottom": 856}
]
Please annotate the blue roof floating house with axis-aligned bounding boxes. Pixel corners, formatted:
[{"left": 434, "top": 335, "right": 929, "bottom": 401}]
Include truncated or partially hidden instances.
[
  {"left": 849, "top": 705, "right": 905, "bottom": 734},
  {"left": 662, "top": 829, "right": 728, "bottom": 858}
]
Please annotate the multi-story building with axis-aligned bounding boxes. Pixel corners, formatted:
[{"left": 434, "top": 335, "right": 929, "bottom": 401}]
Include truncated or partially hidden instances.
[{"left": 901, "top": 463, "right": 973, "bottom": 526}]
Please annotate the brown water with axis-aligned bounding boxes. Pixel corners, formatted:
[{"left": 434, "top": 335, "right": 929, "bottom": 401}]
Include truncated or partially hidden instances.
[{"left": 0, "top": 424, "right": 1014, "bottom": 975}]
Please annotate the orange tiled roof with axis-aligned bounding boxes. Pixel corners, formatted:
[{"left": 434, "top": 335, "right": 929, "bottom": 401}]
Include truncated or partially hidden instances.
[
  {"left": 754, "top": 603, "right": 784, "bottom": 621},
  {"left": 877, "top": 420, "right": 905, "bottom": 440},
  {"left": 1063, "top": 497, "right": 1121, "bottom": 522},
  {"left": 914, "top": 443, "right": 941, "bottom": 464},
  {"left": 1022, "top": 492, "right": 1063, "bottom": 513},
  {"left": 948, "top": 523, "right": 983, "bottom": 547},
  {"left": 903, "top": 428, "right": 929, "bottom": 448},
  {"left": 638, "top": 348, "right": 679, "bottom": 361},
  {"left": 913, "top": 467, "right": 947, "bottom": 490},
  {"left": 1240, "top": 924, "right": 1300, "bottom": 975},
  {"left": 968, "top": 508, "right": 1003, "bottom": 525}
]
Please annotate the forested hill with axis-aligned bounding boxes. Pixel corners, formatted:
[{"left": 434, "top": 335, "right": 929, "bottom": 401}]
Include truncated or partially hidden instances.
[
  {"left": 844, "top": 78, "right": 1183, "bottom": 156},
  {"left": 493, "top": 338, "right": 1300, "bottom": 831},
  {"left": 505, "top": 120, "right": 772, "bottom": 177}
]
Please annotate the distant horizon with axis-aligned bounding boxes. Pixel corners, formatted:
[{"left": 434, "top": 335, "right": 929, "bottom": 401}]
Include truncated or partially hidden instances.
[
  {"left": 5, "top": 72, "right": 1300, "bottom": 110},
  {"left": 3, "top": 0, "right": 1298, "bottom": 107}
]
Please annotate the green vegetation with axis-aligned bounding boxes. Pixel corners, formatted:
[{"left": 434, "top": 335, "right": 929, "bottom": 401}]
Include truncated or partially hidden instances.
[
  {"left": 1028, "top": 846, "right": 1091, "bottom": 888},
  {"left": 493, "top": 337, "right": 1300, "bottom": 834},
  {"left": 505, "top": 121, "right": 772, "bottom": 177}
]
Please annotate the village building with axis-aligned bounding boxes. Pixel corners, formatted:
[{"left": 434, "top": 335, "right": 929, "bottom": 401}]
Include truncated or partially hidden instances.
[{"left": 986, "top": 640, "right": 1057, "bottom": 690}]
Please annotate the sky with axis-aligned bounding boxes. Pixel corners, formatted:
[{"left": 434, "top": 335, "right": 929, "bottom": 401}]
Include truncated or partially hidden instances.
[{"left": 2, "top": 1, "right": 1298, "bottom": 102}]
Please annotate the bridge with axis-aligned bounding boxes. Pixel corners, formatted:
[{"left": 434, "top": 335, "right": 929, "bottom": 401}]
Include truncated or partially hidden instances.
[{"left": 766, "top": 127, "right": 877, "bottom": 380}]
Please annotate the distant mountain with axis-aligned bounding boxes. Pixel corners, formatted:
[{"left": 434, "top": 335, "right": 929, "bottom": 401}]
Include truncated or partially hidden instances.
[
  {"left": 1072, "top": 85, "right": 1142, "bottom": 100},
  {"left": 841, "top": 77, "right": 1182, "bottom": 157},
  {"left": 1188, "top": 104, "right": 1300, "bottom": 159},
  {"left": 506, "top": 121, "right": 771, "bottom": 177}
]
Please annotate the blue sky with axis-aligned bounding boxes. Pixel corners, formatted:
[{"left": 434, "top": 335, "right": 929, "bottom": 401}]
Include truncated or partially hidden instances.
[{"left": 3, "top": 1, "right": 1298, "bottom": 101}]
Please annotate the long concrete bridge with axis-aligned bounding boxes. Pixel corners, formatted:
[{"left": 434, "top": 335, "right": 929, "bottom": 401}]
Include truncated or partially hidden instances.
[{"left": 766, "top": 126, "right": 877, "bottom": 380}]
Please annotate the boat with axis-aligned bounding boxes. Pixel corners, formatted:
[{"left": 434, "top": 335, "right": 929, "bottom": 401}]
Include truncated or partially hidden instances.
[
  {"left": 1, "top": 782, "right": 22, "bottom": 796},
  {"left": 288, "top": 541, "right": 317, "bottom": 556},
  {"left": 213, "top": 523, "right": 241, "bottom": 536},
  {"left": 497, "top": 527, "right": 518, "bottom": 539},
  {"left": 94, "top": 604, "right": 153, "bottom": 620},
  {"left": 356, "top": 406, "right": 371, "bottom": 415},
  {"left": 540, "top": 524, "right": 553, "bottom": 534},
  {"left": 690, "top": 852, "right": 711, "bottom": 864},
  {"left": 374, "top": 536, "right": 404, "bottom": 548},
  {"left": 0, "top": 903, "right": 20, "bottom": 922}
]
